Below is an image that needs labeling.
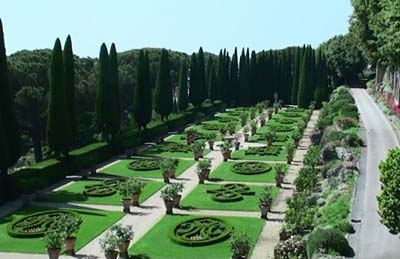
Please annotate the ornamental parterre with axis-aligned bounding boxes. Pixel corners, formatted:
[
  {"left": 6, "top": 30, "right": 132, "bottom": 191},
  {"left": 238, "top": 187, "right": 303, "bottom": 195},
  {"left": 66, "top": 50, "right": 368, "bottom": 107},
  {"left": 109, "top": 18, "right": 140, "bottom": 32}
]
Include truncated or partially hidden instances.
[
  {"left": 7, "top": 210, "right": 82, "bottom": 238},
  {"left": 245, "top": 146, "right": 282, "bottom": 156},
  {"left": 83, "top": 179, "right": 123, "bottom": 197},
  {"left": 206, "top": 184, "right": 255, "bottom": 202},
  {"left": 268, "top": 125, "right": 293, "bottom": 132},
  {"left": 231, "top": 162, "right": 272, "bottom": 175},
  {"left": 170, "top": 217, "right": 233, "bottom": 246},
  {"left": 147, "top": 142, "right": 193, "bottom": 153},
  {"left": 128, "top": 158, "right": 161, "bottom": 171}
]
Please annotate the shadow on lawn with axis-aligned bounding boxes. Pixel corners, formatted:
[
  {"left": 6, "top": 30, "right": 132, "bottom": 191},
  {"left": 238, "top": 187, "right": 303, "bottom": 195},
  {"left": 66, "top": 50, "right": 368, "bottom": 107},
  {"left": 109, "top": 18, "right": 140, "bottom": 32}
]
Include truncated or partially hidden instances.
[{"left": 129, "top": 254, "right": 150, "bottom": 259}]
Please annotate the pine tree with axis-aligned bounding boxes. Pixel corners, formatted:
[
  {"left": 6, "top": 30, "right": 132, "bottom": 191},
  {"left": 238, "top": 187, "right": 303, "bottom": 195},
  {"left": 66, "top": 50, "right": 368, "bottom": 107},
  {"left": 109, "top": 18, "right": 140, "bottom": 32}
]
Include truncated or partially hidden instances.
[
  {"left": 189, "top": 53, "right": 202, "bottom": 108},
  {"left": 108, "top": 43, "right": 121, "bottom": 137},
  {"left": 153, "top": 49, "right": 173, "bottom": 120},
  {"left": 239, "top": 48, "right": 250, "bottom": 106},
  {"left": 133, "top": 50, "right": 152, "bottom": 129},
  {"left": 63, "top": 35, "right": 77, "bottom": 145},
  {"left": 208, "top": 60, "right": 218, "bottom": 102},
  {"left": 47, "top": 38, "right": 72, "bottom": 154},
  {"left": 197, "top": 47, "right": 207, "bottom": 102},
  {"left": 178, "top": 59, "right": 189, "bottom": 111},
  {"left": 230, "top": 47, "right": 239, "bottom": 106}
]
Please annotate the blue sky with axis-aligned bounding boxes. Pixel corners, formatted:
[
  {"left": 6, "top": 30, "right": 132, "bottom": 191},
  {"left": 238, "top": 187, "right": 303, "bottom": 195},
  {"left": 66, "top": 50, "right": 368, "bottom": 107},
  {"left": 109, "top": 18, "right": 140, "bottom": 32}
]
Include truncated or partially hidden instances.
[{"left": 0, "top": 0, "right": 352, "bottom": 57}]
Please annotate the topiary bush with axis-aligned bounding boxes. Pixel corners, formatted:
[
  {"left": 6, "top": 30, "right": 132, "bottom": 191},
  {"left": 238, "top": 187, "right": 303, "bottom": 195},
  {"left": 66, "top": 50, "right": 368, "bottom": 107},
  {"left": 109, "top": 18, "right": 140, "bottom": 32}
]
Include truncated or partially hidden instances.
[
  {"left": 146, "top": 142, "right": 193, "bottom": 153},
  {"left": 268, "top": 125, "right": 293, "bottom": 132},
  {"left": 128, "top": 158, "right": 161, "bottom": 171},
  {"left": 306, "top": 228, "right": 354, "bottom": 258},
  {"left": 231, "top": 162, "right": 272, "bottom": 175},
  {"left": 83, "top": 179, "right": 123, "bottom": 197},
  {"left": 274, "top": 235, "right": 307, "bottom": 259},
  {"left": 169, "top": 217, "right": 233, "bottom": 246},
  {"left": 245, "top": 146, "right": 282, "bottom": 156},
  {"left": 206, "top": 184, "right": 255, "bottom": 202}
]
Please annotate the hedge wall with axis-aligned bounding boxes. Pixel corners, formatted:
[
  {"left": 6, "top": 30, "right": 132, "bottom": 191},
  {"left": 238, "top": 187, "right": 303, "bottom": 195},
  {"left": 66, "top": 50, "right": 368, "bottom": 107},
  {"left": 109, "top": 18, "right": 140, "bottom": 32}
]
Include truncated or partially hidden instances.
[{"left": 68, "top": 142, "right": 111, "bottom": 172}]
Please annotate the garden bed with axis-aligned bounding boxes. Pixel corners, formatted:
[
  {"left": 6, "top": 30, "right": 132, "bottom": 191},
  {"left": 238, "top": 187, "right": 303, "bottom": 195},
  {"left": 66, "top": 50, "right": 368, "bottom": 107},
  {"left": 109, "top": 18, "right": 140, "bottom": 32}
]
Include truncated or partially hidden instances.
[{"left": 138, "top": 142, "right": 211, "bottom": 158}]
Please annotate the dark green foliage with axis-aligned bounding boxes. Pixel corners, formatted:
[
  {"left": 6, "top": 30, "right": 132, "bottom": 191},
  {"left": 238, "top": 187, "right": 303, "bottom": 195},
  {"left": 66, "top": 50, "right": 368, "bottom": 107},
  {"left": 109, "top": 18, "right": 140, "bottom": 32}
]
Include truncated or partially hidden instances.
[
  {"left": 297, "top": 46, "right": 315, "bottom": 108},
  {"left": 230, "top": 48, "right": 239, "bottom": 106},
  {"left": 0, "top": 19, "right": 21, "bottom": 172},
  {"left": 207, "top": 59, "right": 217, "bottom": 102},
  {"left": 189, "top": 53, "right": 202, "bottom": 108},
  {"left": 245, "top": 146, "right": 281, "bottom": 156},
  {"left": 306, "top": 228, "right": 354, "bottom": 258},
  {"left": 134, "top": 50, "right": 152, "bottom": 129},
  {"left": 238, "top": 49, "right": 250, "bottom": 106},
  {"left": 285, "top": 194, "right": 316, "bottom": 234},
  {"left": 47, "top": 38, "right": 73, "bottom": 154},
  {"left": 177, "top": 60, "right": 188, "bottom": 111},
  {"left": 291, "top": 48, "right": 301, "bottom": 104},
  {"left": 216, "top": 50, "right": 224, "bottom": 101},
  {"left": 231, "top": 162, "right": 272, "bottom": 175},
  {"left": 108, "top": 43, "right": 121, "bottom": 136},
  {"left": 294, "top": 166, "right": 319, "bottom": 193},
  {"left": 206, "top": 184, "right": 255, "bottom": 202},
  {"left": 68, "top": 142, "right": 110, "bottom": 171},
  {"left": 153, "top": 49, "right": 173, "bottom": 120},
  {"left": 197, "top": 47, "right": 207, "bottom": 101},
  {"left": 129, "top": 158, "right": 161, "bottom": 171},
  {"left": 95, "top": 43, "right": 110, "bottom": 137}
]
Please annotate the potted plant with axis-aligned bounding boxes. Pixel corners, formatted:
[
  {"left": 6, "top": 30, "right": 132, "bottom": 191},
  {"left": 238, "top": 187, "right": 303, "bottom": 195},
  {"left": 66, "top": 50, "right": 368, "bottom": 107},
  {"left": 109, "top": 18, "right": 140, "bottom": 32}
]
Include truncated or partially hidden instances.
[
  {"left": 259, "top": 186, "right": 274, "bottom": 219},
  {"left": 259, "top": 114, "right": 267, "bottom": 127},
  {"left": 273, "top": 102, "right": 281, "bottom": 113},
  {"left": 100, "top": 230, "right": 119, "bottom": 259},
  {"left": 167, "top": 158, "right": 179, "bottom": 179},
  {"left": 185, "top": 128, "right": 197, "bottom": 145},
  {"left": 267, "top": 109, "right": 273, "bottom": 120},
  {"left": 250, "top": 121, "right": 257, "bottom": 135},
  {"left": 256, "top": 102, "right": 265, "bottom": 114},
  {"left": 160, "top": 185, "right": 175, "bottom": 214},
  {"left": 250, "top": 108, "right": 256, "bottom": 119},
  {"left": 234, "top": 134, "right": 241, "bottom": 150},
  {"left": 118, "top": 182, "right": 132, "bottom": 213},
  {"left": 110, "top": 224, "right": 134, "bottom": 259},
  {"left": 128, "top": 178, "right": 145, "bottom": 206},
  {"left": 197, "top": 159, "right": 211, "bottom": 184},
  {"left": 220, "top": 126, "right": 228, "bottom": 138},
  {"left": 230, "top": 232, "right": 251, "bottom": 259},
  {"left": 286, "top": 143, "right": 295, "bottom": 164},
  {"left": 228, "top": 121, "right": 236, "bottom": 135},
  {"left": 192, "top": 140, "right": 205, "bottom": 161},
  {"left": 243, "top": 126, "right": 250, "bottom": 142},
  {"left": 62, "top": 216, "right": 80, "bottom": 255},
  {"left": 275, "top": 164, "right": 286, "bottom": 188},
  {"left": 240, "top": 112, "right": 248, "bottom": 126},
  {"left": 44, "top": 229, "right": 65, "bottom": 259},
  {"left": 171, "top": 182, "right": 184, "bottom": 208},
  {"left": 265, "top": 131, "right": 276, "bottom": 146},
  {"left": 221, "top": 141, "right": 232, "bottom": 162},
  {"left": 207, "top": 132, "right": 217, "bottom": 150},
  {"left": 291, "top": 130, "right": 302, "bottom": 147}
]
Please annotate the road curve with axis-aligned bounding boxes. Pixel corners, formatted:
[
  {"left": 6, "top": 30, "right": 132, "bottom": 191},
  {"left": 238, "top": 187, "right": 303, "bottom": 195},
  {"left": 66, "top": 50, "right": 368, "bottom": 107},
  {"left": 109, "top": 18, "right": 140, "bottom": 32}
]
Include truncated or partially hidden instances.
[{"left": 349, "top": 88, "right": 400, "bottom": 259}]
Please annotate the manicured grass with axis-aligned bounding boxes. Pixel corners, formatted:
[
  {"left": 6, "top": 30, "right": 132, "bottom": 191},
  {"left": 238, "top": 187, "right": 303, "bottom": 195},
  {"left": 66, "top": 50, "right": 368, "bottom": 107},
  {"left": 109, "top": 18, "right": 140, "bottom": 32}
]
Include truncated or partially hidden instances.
[
  {"left": 0, "top": 206, "right": 124, "bottom": 254},
  {"left": 231, "top": 148, "right": 287, "bottom": 161},
  {"left": 317, "top": 194, "right": 351, "bottom": 228},
  {"left": 129, "top": 214, "right": 264, "bottom": 259},
  {"left": 165, "top": 134, "right": 187, "bottom": 144},
  {"left": 210, "top": 161, "right": 282, "bottom": 183},
  {"left": 99, "top": 159, "right": 195, "bottom": 178},
  {"left": 138, "top": 143, "right": 210, "bottom": 158},
  {"left": 180, "top": 184, "right": 278, "bottom": 211},
  {"left": 40, "top": 179, "right": 165, "bottom": 206}
]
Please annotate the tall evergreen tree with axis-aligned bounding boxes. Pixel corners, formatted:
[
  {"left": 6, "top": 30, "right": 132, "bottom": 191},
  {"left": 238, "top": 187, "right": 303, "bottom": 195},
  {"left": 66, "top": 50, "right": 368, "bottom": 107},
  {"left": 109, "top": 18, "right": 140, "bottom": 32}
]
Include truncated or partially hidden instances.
[
  {"left": 205, "top": 56, "right": 213, "bottom": 97},
  {"left": 108, "top": 43, "right": 121, "bottom": 137},
  {"left": 230, "top": 47, "right": 239, "bottom": 106},
  {"left": 178, "top": 60, "right": 189, "bottom": 111},
  {"left": 153, "top": 49, "right": 173, "bottom": 120},
  {"left": 197, "top": 47, "right": 207, "bottom": 101},
  {"left": 47, "top": 38, "right": 72, "bottom": 154},
  {"left": 297, "top": 47, "right": 310, "bottom": 108},
  {"left": 249, "top": 50, "right": 257, "bottom": 104},
  {"left": 223, "top": 52, "right": 231, "bottom": 102},
  {"left": 189, "top": 53, "right": 202, "bottom": 108},
  {"left": 239, "top": 49, "right": 250, "bottom": 106},
  {"left": 133, "top": 50, "right": 152, "bottom": 129},
  {"left": 63, "top": 35, "right": 77, "bottom": 145},
  {"left": 290, "top": 47, "right": 301, "bottom": 104},
  {"left": 216, "top": 50, "right": 224, "bottom": 100},
  {"left": 0, "top": 19, "right": 21, "bottom": 201},
  {"left": 208, "top": 60, "right": 218, "bottom": 102}
]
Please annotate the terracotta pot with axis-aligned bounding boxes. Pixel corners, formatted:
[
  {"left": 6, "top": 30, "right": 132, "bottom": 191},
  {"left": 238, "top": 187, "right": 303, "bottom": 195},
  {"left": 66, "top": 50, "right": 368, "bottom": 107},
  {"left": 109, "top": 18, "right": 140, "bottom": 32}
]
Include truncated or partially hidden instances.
[
  {"left": 64, "top": 236, "right": 77, "bottom": 256},
  {"left": 203, "top": 168, "right": 211, "bottom": 180},
  {"left": 47, "top": 248, "right": 61, "bottom": 259},
  {"left": 260, "top": 119, "right": 265, "bottom": 127},
  {"left": 122, "top": 199, "right": 131, "bottom": 213},
  {"left": 229, "top": 128, "right": 235, "bottom": 135},
  {"left": 260, "top": 204, "right": 271, "bottom": 219},
  {"left": 163, "top": 172, "right": 170, "bottom": 183},
  {"left": 187, "top": 135, "right": 195, "bottom": 145},
  {"left": 105, "top": 250, "right": 119, "bottom": 259},
  {"left": 119, "top": 241, "right": 130, "bottom": 259},
  {"left": 222, "top": 150, "right": 231, "bottom": 162},
  {"left": 198, "top": 172, "right": 205, "bottom": 184},
  {"left": 244, "top": 133, "right": 249, "bottom": 142},
  {"left": 194, "top": 149, "right": 203, "bottom": 161},
  {"left": 235, "top": 141, "right": 240, "bottom": 150},
  {"left": 275, "top": 174, "right": 284, "bottom": 188},
  {"left": 286, "top": 153, "right": 293, "bottom": 164},
  {"left": 174, "top": 194, "right": 182, "bottom": 208},
  {"left": 164, "top": 200, "right": 174, "bottom": 214},
  {"left": 169, "top": 168, "right": 176, "bottom": 179},
  {"left": 208, "top": 141, "right": 215, "bottom": 150},
  {"left": 131, "top": 193, "right": 140, "bottom": 206}
]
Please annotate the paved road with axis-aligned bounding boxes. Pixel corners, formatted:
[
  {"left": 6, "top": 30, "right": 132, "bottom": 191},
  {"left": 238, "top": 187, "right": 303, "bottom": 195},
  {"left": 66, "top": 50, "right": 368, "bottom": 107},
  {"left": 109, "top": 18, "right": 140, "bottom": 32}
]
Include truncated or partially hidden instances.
[{"left": 349, "top": 89, "right": 400, "bottom": 259}]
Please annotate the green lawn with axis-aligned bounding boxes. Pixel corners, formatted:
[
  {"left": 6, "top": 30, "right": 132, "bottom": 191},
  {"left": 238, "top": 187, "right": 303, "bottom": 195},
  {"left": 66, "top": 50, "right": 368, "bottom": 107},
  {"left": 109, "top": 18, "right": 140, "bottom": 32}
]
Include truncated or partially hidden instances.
[
  {"left": 231, "top": 148, "right": 287, "bottom": 161},
  {"left": 165, "top": 134, "right": 187, "bottom": 144},
  {"left": 210, "top": 161, "right": 282, "bottom": 183},
  {"left": 180, "top": 184, "right": 278, "bottom": 211},
  {"left": 40, "top": 179, "right": 165, "bottom": 206},
  {"left": 129, "top": 214, "right": 264, "bottom": 259},
  {"left": 99, "top": 159, "right": 195, "bottom": 178},
  {"left": 0, "top": 206, "right": 124, "bottom": 254}
]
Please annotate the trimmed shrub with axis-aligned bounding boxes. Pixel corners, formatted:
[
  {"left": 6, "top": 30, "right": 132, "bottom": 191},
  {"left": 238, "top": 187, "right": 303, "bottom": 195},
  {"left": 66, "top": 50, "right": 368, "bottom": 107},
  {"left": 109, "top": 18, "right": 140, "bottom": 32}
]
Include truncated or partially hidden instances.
[
  {"left": 68, "top": 142, "right": 111, "bottom": 171},
  {"left": 274, "top": 235, "right": 307, "bottom": 259},
  {"left": 306, "top": 228, "right": 354, "bottom": 258}
]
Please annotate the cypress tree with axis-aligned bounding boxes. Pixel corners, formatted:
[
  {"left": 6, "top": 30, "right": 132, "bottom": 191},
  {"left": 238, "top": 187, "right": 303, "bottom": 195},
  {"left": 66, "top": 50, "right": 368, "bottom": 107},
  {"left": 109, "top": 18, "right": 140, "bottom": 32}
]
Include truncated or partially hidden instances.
[
  {"left": 109, "top": 43, "right": 121, "bottom": 137},
  {"left": 0, "top": 19, "right": 21, "bottom": 201},
  {"left": 230, "top": 47, "right": 239, "bottom": 106},
  {"left": 249, "top": 50, "right": 257, "bottom": 104},
  {"left": 47, "top": 38, "right": 72, "bottom": 154},
  {"left": 223, "top": 52, "right": 230, "bottom": 102},
  {"left": 197, "top": 47, "right": 206, "bottom": 102},
  {"left": 216, "top": 50, "right": 224, "bottom": 100},
  {"left": 133, "top": 50, "right": 152, "bottom": 129},
  {"left": 63, "top": 35, "right": 77, "bottom": 145},
  {"left": 178, "top": 60, "right": 189, "bottom": 111},
  {"left": 239, "top": 49, "right": 250, "bottom": 106},
  {"left": 290, "top": 47, "right": 301, "bottom": 104},
  {"left": 153, "top": 49, "right": 173, "bottom": 120},
  {"left": 205, "top": 56, "right": 213, "bottom": 97},
  {"left": 208, "top": 60, "right": 218, "bottom": 102},
  {"left": 297, "top": 47, "right": 309, "bottom": 108},
  {"left": 189, "top": 53, "right": 202, "bottom": 108}
]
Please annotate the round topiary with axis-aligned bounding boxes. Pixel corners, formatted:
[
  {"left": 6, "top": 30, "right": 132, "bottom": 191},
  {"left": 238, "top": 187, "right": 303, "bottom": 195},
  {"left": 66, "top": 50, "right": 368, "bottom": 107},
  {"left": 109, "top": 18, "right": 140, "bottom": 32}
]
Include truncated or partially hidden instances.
[
  {"left": 231, "top": 162, "right": 272, "bottom": 175},
  {"left": 170, "top": 217, "right": 233, "bottom": 246},
  {"left": 83, "top": 184, "right": 116, "bottom": 197},
  {"left": 7, "top": 210, "right": 82, "bottom": 238},
  {"left": 128, "top": 159, "right": 161, "bottom": 171},
  {"left": 206, "top": 184, "right": 256, "bottom": 202}
]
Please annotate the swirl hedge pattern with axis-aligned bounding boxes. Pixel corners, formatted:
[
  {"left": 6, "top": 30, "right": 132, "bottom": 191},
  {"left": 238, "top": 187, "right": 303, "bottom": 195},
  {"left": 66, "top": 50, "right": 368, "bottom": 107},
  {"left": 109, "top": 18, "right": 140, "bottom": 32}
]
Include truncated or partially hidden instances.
[
  {"left": 231, "top": 162, "right": 272, "bottom": 175},
  {"left": 7, "top": 210, "right": 82, "bottom": 238},
  {"left": 128, "top": 159, "right": 161, "bottom": 171},
  {"left": 245, "top": 146, "right": 281, "bottom": 156},
  {"left": 206, "top": 184, "right": 255, "bottom": 202},
  {"left": 83, "top": 179, "right": 123, "bottom": 197},
  {"left": 170, "top": 217, "right": 233, "bottom": 246},
  {"left": 147, "top": 143, "right": 192, "bottom": 153}
]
